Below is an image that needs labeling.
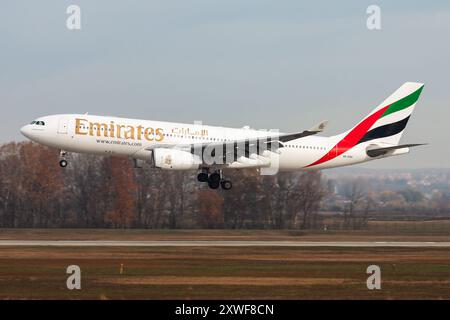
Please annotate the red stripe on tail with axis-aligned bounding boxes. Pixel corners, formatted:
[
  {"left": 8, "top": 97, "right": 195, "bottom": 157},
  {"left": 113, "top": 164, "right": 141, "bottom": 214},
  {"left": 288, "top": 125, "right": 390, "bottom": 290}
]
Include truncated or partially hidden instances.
[{"left": 305, "top": 105, "right": 390, "bottom": 167}]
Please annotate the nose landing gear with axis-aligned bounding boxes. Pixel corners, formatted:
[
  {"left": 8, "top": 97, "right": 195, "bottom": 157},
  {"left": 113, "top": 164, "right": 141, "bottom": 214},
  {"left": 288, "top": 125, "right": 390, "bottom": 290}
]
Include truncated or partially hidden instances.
[{"left": 59, "top": 150, "right": 68, "bottom": 168}]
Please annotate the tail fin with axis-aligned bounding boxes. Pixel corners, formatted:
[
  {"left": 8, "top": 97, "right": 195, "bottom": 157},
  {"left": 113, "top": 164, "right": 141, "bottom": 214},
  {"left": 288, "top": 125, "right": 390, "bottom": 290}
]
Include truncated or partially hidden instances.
[
  {"left": 306, "top": 83, "right": 424, "bottom": 168},
  {"left": 339, "top": 82, "right": 424, "bottom": 146}
]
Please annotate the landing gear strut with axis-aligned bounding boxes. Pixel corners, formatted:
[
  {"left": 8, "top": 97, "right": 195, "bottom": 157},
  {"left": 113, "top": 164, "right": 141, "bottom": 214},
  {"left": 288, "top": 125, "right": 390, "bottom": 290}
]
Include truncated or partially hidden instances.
[
  {"left": 59, "top": 150, "right": 68, "bottom": 168},
  {"left": 197, "top": 168, "right": 232, "bottom": 190}
]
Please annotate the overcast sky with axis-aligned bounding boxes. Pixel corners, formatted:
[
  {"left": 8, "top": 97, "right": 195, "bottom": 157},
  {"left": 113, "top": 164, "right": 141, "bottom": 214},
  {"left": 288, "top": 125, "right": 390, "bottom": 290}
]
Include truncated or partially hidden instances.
[{"left": 1, "top": 1, "right": 449, "bottom": 168}]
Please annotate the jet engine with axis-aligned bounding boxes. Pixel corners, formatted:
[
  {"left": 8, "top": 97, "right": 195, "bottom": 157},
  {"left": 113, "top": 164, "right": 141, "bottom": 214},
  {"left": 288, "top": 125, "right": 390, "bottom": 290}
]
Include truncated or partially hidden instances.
[{"left": 152, "top": 148, "right": 202, "bottom": 170}]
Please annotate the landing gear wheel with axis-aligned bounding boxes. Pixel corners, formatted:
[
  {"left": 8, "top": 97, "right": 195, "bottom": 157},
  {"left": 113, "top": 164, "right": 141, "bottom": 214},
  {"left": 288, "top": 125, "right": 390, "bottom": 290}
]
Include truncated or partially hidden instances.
[
  {"left": 208, "top": 172, "right": 221, "bottom": 183},
  {"left": 197, "top": 172, "right": 209, "bottom": 182},
  {"left": 221, "top": 180, "right": 232, "bottom": 190},
  {"left": 208, "top": 180, "right": 220, "bottom": 189},
  {"left": 59, "top": 159, "right": 68, "bottom": 168},
  {"left": 208, "top": 172, "right": 221, "bottom": 189}
]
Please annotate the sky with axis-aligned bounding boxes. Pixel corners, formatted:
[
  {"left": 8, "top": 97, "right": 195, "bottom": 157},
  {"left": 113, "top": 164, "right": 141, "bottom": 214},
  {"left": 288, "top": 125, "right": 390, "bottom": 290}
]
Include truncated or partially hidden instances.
[{"left": 1, "top": 1, "right": 449, "bottom": 168}]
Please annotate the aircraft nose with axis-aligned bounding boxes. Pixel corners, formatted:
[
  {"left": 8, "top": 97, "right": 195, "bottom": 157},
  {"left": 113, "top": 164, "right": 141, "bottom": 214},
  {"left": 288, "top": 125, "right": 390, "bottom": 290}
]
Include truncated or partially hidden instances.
[{"left": 20, "top": 125, "right": 31, "bottom": 139}]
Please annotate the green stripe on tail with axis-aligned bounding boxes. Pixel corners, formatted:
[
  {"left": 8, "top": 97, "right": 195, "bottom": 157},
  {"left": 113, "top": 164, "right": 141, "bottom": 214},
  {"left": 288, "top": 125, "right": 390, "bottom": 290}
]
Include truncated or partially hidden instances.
[{"left": 381, "top": 85, "right": 424, "bottom": 118}]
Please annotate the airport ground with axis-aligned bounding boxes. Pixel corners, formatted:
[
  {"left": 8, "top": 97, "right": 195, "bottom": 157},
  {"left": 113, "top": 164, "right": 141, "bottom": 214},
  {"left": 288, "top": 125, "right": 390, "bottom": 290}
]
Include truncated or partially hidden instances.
[{"left": 0, "top": 221, "right": 449, "bottom": 299}]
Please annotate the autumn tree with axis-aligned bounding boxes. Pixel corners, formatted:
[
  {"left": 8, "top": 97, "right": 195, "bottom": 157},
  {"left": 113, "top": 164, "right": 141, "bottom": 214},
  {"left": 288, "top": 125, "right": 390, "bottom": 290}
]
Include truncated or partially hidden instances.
[
  {"left": 0, "top": 143, "right": 21, "bottom": 227},
  {"left": 196, "top": 189, "right": 224, "bottom": 228},
  {"left": 105, "top": 157, "right": 137, "bottom": 228},
  {"left": 16, "top": 143, "right": 63, "bottom": 227}
]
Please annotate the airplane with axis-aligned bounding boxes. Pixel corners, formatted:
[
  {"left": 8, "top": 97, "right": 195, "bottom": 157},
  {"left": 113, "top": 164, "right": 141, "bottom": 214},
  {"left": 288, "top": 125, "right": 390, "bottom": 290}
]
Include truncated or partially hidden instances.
[{"left": 20, "top": 82, "right": 425, "bottom": 190}]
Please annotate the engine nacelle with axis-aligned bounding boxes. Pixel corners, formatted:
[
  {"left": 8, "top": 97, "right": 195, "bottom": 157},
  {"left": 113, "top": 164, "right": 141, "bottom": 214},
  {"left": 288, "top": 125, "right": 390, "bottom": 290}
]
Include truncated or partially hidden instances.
[{"left": 152, "top": 148, "right": 202, "bottom": 170}]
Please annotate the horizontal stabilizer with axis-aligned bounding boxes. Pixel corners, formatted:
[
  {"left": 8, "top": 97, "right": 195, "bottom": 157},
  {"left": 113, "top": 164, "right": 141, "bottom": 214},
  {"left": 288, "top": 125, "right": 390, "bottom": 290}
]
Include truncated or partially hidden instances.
[{"left": 366, "top": 143, "right": 427, "bottom": 157}]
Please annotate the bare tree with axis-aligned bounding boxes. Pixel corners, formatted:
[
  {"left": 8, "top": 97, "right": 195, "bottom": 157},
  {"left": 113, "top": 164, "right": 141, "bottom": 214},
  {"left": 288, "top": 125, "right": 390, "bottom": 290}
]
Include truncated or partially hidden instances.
[
  {"left": 296, "top": 171, "right": 325, "bottom": 229},
  {"left": 343, "top": 178, "right": 370, "bottom": 229}
]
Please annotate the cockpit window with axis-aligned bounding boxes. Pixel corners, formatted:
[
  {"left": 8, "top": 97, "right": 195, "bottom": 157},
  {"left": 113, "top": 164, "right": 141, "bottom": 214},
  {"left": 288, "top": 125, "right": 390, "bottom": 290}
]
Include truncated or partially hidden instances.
[{"left": 31, "top": 121, "right": 45, "bottom": 126}]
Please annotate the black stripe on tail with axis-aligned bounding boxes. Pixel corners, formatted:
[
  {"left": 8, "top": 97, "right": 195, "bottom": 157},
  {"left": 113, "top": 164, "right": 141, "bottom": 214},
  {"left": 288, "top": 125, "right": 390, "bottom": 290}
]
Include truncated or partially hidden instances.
[{"left": 358, "top": 116, "right": 410, "bottom": 144}]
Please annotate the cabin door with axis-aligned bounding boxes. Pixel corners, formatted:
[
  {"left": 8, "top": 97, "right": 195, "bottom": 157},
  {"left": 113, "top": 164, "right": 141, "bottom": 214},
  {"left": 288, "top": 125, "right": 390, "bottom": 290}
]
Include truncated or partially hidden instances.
[{"left": 58, "top": 118, "right": 69, "bottom": 134}]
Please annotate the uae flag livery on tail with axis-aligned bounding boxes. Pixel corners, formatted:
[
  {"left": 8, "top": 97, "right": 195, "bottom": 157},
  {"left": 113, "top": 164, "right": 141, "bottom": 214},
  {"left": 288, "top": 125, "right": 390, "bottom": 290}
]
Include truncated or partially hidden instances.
[{"left": 306, "top": 82, "right": 424, "bottom": 167}]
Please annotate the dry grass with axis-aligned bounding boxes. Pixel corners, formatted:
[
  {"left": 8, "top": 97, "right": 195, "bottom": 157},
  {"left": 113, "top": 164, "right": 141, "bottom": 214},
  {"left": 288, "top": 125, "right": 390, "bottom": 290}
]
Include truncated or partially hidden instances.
[
  {"left": 1, "top": 221, "right": 450, "bottom": 242},
  {"left": 99, "top": 276, "right": 350, "bottom": 286},
  {"left": 1, "top": 225, "right": 449, "bottom": 299},
  {"left": 0, "top": 244, "right": 449, "bottom": 299}
]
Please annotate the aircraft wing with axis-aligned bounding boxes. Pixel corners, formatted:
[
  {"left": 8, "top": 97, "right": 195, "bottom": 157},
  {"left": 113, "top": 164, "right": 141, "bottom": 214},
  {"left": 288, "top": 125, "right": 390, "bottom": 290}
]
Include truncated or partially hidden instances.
[{"left": 145, "top": 120, "right": 328, "bottom": 167}]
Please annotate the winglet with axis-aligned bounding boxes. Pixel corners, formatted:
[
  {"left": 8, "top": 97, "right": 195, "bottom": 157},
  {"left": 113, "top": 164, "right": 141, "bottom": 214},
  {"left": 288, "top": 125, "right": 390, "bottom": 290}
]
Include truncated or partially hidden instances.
[{"left": 309, "top": 120, "right": 328, "bottom": 133}]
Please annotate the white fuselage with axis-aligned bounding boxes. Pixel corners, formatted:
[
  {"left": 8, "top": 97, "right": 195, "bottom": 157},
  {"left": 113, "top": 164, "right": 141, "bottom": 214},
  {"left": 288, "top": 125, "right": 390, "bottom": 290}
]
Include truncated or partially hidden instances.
[{"left": 20, "top": 114, "right": 403, "bottom": 171}]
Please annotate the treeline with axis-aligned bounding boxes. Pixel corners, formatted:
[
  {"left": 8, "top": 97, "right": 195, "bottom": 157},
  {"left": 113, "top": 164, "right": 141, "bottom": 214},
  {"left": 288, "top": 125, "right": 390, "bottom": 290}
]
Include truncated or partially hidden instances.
[
  {"left": 323, "top": 176, "right": 450, "bottom": 220},
  {"left": 0, "top": 142, "right": 325, "bottom": 229}
]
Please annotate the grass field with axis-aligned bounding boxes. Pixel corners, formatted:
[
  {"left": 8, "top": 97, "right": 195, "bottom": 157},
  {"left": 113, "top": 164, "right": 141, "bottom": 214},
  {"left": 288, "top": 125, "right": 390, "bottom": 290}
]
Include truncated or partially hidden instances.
[
  {"left": 2, "top": 219, "right": 450, "bottom": 241},
  {"left": 0, "top": 225, "right": 449, "bottom": 299}
]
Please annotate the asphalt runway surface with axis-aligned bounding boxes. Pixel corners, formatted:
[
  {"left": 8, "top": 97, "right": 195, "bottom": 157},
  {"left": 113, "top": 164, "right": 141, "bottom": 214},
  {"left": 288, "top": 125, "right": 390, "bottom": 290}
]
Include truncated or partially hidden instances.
[{"left": 0, "top": 240, "right": 449, "bottom": 247}]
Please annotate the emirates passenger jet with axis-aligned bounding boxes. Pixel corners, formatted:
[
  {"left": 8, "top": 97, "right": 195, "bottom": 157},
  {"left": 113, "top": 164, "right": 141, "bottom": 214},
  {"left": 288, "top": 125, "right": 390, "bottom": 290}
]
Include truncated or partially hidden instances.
[{"left": 21, "top": 82, "right": 425, "bottom": 190}]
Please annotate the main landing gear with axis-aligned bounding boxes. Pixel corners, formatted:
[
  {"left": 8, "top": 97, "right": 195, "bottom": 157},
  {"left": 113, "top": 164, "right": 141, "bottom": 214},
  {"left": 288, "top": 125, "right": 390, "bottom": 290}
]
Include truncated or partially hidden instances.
[
  {"left": 197, "top": 168, "right": 232, "bottom": 190},
  {"left": 59, "top": 150, "right": 68, "bottom": 168}
]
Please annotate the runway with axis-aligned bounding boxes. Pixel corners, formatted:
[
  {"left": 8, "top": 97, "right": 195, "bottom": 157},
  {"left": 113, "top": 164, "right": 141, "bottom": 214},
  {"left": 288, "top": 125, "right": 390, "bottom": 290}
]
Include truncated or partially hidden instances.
[{"left": 0, "top": 240, "right": 450, "bottom": 247}]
